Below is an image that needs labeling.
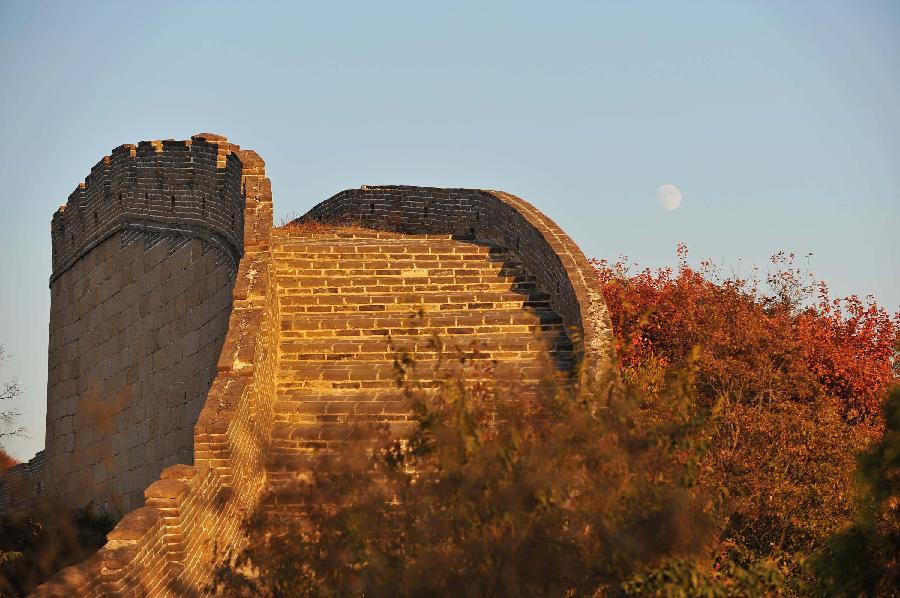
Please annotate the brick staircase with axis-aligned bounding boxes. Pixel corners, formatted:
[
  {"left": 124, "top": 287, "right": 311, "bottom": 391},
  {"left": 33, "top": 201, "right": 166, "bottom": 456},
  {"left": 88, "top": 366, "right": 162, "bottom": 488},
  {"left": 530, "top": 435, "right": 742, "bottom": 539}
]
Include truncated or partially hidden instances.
[{"left": 263, "top": 226, "right": 576, "bottom": 519}]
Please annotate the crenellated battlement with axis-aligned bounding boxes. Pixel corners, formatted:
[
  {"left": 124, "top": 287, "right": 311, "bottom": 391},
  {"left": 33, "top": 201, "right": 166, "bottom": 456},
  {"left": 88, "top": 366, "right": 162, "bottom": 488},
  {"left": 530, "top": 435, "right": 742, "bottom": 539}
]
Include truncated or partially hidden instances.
[{"left": 49, "top": 133, "right": 269, "bottom": 283}]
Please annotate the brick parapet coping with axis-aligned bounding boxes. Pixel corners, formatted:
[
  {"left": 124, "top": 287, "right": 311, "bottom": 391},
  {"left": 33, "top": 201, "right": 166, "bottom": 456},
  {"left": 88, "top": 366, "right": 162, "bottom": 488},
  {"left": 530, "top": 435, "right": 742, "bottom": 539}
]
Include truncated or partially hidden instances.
[
  {"left": 32, "top": 135, "right": 276, "bottom": 597},
  {"left": 301, "top": 185, "right": 615, "bottom": 384}
]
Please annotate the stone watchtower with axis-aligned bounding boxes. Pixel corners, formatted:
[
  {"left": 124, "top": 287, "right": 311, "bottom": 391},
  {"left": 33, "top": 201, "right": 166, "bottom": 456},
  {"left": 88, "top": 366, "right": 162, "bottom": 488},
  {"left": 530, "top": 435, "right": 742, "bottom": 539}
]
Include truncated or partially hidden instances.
[
  {"left": 0, "top": 134, "right": 613, "bottom": 596},
  {"left": 42, "top": 134, "right": 270, "bottom": 512}
]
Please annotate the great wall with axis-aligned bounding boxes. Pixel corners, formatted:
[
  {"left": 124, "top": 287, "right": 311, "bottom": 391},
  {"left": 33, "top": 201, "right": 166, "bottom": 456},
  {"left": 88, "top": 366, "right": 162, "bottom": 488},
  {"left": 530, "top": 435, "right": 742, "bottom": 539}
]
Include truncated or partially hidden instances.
[{"left": 0, "top": 134, "right": 614, "bottom": 596}]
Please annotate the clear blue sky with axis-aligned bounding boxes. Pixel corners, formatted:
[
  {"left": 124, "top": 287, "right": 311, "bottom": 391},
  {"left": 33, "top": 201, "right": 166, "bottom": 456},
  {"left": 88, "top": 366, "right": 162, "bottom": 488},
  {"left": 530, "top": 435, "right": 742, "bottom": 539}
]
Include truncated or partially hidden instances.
[{"left": 1, "top": 1, "right": 898, "bottom": 460}]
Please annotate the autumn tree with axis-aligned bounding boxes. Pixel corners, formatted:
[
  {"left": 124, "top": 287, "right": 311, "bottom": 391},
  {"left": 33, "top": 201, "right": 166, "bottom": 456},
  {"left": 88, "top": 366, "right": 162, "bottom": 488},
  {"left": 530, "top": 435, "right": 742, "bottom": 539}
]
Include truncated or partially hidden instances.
[{"left": 594, "top": 247, "right": 899, "bottom": 592}]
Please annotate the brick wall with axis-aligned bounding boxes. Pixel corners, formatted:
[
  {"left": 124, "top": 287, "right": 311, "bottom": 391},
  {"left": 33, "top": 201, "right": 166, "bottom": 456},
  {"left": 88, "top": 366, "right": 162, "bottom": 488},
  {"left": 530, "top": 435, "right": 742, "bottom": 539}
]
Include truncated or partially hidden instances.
[
  {"left": 0, "top": 450, "right": 46, "bottom": 513},
  {"left": 301, "top": 185, "right": 614, "bottom": 382}
]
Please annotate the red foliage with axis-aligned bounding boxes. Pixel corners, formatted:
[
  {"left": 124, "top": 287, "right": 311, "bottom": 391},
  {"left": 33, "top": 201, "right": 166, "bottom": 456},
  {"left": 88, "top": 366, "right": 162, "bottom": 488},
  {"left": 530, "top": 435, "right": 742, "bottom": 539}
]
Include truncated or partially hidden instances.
[
  {"left": 796, "top": 284, "right": 899, "bottom": 421},
  {"left": 0, "top": 448, "right": 17, "bottom": 473},
  {"left": 593, "top": 245, "right": 899, "bottom": 422}
]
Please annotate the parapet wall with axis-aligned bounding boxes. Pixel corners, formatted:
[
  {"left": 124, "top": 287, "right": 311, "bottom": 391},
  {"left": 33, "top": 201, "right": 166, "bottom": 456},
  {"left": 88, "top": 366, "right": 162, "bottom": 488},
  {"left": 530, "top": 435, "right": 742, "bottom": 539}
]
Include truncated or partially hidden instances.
[{"left": 301, "top": 185, "right": 614, "bottom": 378}]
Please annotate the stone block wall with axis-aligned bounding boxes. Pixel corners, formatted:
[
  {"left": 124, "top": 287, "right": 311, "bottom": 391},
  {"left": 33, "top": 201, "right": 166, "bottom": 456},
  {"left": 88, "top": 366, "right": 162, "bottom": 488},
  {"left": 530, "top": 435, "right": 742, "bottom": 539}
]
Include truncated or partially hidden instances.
[
  {"left": 45, "top": 232, "right": 234, "bottom": 512},
  {"left": 50, "top": 135, "right": 245, "bottom": 281}
]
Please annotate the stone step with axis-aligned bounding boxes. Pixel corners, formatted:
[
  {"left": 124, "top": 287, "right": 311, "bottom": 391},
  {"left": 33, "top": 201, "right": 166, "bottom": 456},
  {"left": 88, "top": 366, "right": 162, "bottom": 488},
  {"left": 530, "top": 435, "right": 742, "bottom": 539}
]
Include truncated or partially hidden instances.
[
  {"left": 279, "top": 339, "right": 571, "bottom": 356},
  {"left": 275, "top": 275, "right": 538, "bottom": 295},
  {"left": 279, "top": 340, "right": 574, "bottom": 367},
  {"left": 273, "top": 239, "right": 499, "bottom": 255},
  {"left": 269, "top": 418, "right": 415, "bottom": 441},
  {"left": 279, "top": 296, "right": 550, "bottom": 315},
  {"left": 275, "top": 377, "right": 563, "bottom": 394},
  {"left": 276, "top": 356, "right": 558, "bottom": 376},
  {"left": 274, "top": 248, "right": 514, "bottom": 260},
  {"left": 275, "top": 281, "right": 540, "bottom": 297},
  {"left": 275, "top": 268, "right": 529, "bottom": 284},
  {"left": 274, "top": 246, "right": 506, "bottom": 266},
  {"left": 275, "top": 263, "right": 523, "bottom": 278},
  {"left": 275, "top": 361, "right": 575, "bottom": 387},
  {"left": 273, "top": 389, "right": 420, "bottom": 418},
  {"left": 279, "top": 303, "right": 548, "bottom": 315},
  {"left": 275, "top": 359, "right": 561, "bottom": 392},
  {"left": 274, "top": 245, "right": 507, "bottom": 258},
  {"left": 275, "top": 251, "right": 519, "bottom": 263},
  {"left": 275, "top": 277, "right": 530, "bottom": 290},
  {"left": 279, "top": 308, "right": 562, "bottom": 330},
  {"left": 271, "top": 386, "right": 565, "bottom": 422},
  {"left": 279, "top": 323, "right": 565, "bottom": 342},
  {"left": 279, "top": 289, "right": 548, "bottom": 306},
  {"left": 273, "top": 231, "right": 457, "bottom": 244},
  {"left": 275, "top": 266, "right": 521, "bottom": 279},
  {"left": 280, "top": 334, "right": 572, "bottom": 359},
  {"left": 280, "top": 324, "right": 567, "bottom": 342}
]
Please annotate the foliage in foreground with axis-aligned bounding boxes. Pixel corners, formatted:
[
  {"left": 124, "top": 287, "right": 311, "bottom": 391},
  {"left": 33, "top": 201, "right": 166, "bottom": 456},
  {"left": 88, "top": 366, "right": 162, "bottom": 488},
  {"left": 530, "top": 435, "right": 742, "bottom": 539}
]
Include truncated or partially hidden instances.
[
  {"left": 212, "top": 351, "right": 718, "bottom": 597},
  {"left": 0, "top": 499, "right": 115, "bottom": 597},
  {"left": 625, "top": 386, "right": 899, "bottom": 597},
  {"left": 811, "top": 386, "right": 900, "bottom": 597}
]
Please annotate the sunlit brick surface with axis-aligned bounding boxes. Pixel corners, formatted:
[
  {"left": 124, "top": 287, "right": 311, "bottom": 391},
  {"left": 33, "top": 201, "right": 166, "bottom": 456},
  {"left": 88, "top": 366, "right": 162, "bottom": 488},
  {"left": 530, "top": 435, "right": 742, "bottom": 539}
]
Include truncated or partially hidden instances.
[{"left": 263, "top": 228, "right": 575, "bottom": 520}]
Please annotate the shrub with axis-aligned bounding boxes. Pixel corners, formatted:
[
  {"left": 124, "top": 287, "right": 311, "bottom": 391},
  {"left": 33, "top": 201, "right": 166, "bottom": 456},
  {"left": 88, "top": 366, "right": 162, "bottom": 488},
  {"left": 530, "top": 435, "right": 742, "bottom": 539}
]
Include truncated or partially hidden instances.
[
  {"left": 0, "top": 500, "right": 115, "bottom": 596},
  {"left": 592, "top": 246, "right": 898, "bottom": 421},
  {"left": 211, "top": 347, "right": 718, "bottom": 597}
]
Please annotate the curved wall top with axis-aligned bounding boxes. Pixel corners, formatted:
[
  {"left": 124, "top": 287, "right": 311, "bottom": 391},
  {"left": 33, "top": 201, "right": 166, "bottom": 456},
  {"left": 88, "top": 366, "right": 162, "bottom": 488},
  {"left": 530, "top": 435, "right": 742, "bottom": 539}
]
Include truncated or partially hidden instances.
[
  {"left": 49, "top": 133, "right": 270, "bottom": 284},
  {"left": 300, "top": 185, "right": 614, "bottom": 379}
]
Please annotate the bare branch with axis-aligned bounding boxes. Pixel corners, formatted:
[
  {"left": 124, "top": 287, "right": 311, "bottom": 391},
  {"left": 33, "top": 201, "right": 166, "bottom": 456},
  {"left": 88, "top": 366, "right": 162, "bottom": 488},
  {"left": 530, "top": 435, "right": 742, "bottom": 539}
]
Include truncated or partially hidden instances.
[{"left": 0, "top": 343, "right": 26, "bottom": 439}]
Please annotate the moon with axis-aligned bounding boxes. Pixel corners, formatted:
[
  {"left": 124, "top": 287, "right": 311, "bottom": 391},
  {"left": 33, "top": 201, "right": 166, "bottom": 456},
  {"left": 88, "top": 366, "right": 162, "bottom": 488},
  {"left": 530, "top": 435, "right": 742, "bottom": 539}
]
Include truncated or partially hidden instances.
[{"left": 656, "top": 184, "right": 683, "bottom": 210}]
